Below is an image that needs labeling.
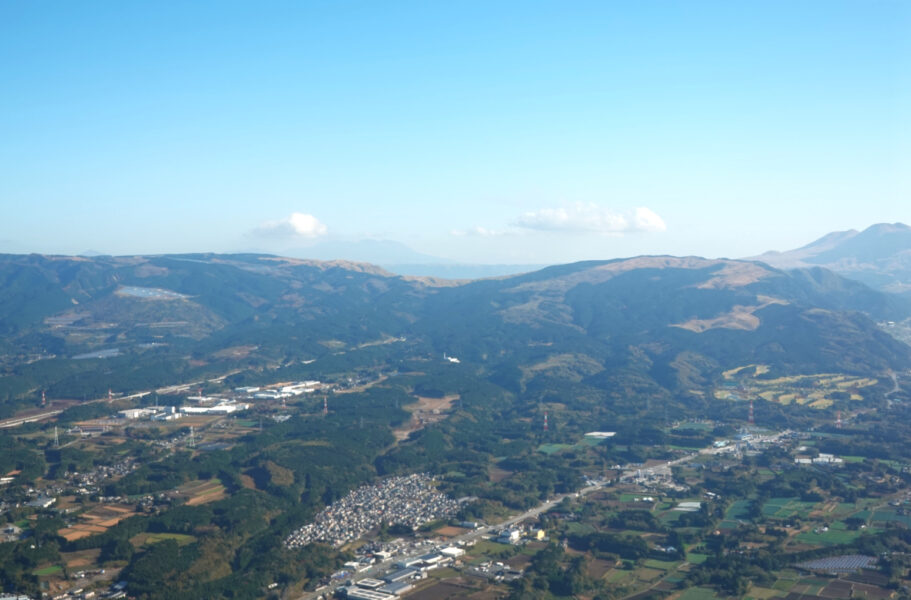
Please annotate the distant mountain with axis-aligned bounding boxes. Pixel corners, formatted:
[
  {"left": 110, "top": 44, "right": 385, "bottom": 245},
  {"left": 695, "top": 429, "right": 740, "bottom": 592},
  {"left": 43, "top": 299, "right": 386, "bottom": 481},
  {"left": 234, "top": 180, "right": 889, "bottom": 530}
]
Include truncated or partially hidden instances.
[
  {"left": 0, "top": 253, "right": 908, "bottom": 407},
  {"left": 384, "top": 263, "right": 545, "bottom": 279},
  {"left": 755, "top": 223, "right": 911, "bottom": 296},
  {"left": 287, "top": 239, "right": 543, "bottom": 279},
  {"left": 287, "top": 239, "right": 449, "bottom": 265}
]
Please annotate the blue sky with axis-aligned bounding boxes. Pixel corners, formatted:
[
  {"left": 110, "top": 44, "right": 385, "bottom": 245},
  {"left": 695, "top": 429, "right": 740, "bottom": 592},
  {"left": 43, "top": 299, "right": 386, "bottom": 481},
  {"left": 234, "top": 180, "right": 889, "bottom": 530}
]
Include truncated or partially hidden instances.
[{"left": 1, "top": 1, "right": 908, "bottom": 264}]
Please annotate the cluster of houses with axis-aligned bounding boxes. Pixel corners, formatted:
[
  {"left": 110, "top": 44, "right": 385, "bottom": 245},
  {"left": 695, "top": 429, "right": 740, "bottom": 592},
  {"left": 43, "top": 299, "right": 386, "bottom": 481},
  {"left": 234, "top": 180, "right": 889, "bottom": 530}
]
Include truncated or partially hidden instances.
[{"left": 284, "top": 474, "right": 460, "bottom": 549}]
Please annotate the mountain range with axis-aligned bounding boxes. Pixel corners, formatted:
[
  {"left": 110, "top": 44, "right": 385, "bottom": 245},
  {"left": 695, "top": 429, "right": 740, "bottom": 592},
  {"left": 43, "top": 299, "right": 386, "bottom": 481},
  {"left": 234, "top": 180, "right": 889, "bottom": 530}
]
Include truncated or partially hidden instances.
[{"left": 1, "top": 250, "right": 908, "bottom": 411}]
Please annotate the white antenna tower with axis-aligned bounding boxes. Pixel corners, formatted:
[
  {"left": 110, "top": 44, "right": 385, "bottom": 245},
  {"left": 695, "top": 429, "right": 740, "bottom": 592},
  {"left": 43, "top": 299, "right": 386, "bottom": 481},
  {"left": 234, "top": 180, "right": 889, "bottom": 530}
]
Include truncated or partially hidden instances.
[
  {"left": 188, "top": 426, "right": 196, "bottom": 448},
  {"left": 54, "top": 426, "right": 59, "bottom": 448}
]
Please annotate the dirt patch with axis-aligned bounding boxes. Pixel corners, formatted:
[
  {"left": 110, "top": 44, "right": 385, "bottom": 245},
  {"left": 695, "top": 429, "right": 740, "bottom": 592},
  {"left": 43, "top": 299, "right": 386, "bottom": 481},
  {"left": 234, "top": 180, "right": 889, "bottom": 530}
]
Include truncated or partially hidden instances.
[
  {"left": 435, "top": 526, "right": 468, "bottom": 537},
  {"left": 393, "top": 394, "right": 459, "bottom": 441},
  {"left": 587, "top": 557, "right": 618, "bottom": 579},
  {"left": 61, "top": 548, "right": 101, "bottom": 569},
  {"left": 488, "top": 466, "right": 512, "bottom": 483}
]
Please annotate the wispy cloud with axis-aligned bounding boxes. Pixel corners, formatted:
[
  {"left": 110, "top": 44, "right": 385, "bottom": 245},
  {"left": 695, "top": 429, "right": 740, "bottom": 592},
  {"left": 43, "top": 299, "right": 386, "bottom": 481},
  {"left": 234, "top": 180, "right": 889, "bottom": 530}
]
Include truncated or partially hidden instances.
[
  {"left": 252, "top": 212, "right": 328, "bottom": 239},
  {"left": 514, "top": 203, "right": 666, "bottom": 234},
  {"left": 450, "top": 226, "right": 510, "bottom": 237}
]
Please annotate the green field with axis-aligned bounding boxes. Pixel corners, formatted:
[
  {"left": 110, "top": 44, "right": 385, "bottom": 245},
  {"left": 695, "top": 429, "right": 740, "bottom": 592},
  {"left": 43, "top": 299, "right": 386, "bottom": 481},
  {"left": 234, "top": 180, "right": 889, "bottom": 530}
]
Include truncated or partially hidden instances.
[
  {"left": 871, "top": 510, "right": 911, "bottom": 527},
  {"left": 606, "top": 569, "right": 633, "bottom": 583},
  {"left": 761, "top": 497, "right": 816, "bottom": 519},
  {"left": 677, "top": 586, "right": 719, "bottom": 600},
  {"left": 33, "top": 565, "right": 63, "bottom": 576},
  {"left": 537, "top": 443, "right": 572, "bottom": 454},
  {"left": 795, "top": 528, "right": 860, "bottom": 546},
  {"left": 726, "top": 499, "right": 751, "bottom": 520}
]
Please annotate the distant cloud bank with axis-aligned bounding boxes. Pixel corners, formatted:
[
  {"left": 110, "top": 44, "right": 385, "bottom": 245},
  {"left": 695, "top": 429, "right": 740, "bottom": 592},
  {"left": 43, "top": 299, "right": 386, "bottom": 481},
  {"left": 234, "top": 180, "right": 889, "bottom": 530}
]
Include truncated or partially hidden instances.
[
  {"left": 515, "top": 204, "right": 666, "bottom": 234},
  {"left": 253, "top": 212, "right": 328, "bottom": 239}
]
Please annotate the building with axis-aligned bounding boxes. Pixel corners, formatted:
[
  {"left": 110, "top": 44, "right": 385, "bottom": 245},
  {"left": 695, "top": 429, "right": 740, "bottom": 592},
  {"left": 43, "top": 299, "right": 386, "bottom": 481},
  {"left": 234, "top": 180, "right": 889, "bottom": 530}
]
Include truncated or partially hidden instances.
[
  {"left": 343, "top": 587, "right": 394, "bottom": 600},
  {"left": 27, "top": 496, "right": 56, "bottom": 509},
  {"left": 186, "top": 395, "right": 221, "bottom": 405},
  {"left": 496, "top": 529, "right": 521, "bottom": 544},
  {"left": 118, "top": 408, "right": 156, "bottom": 420},
  {"left": 378, "top": 581, "right": 413, "bottom": 596},
  {"left": 584, "top": 431, "right": 617, "bottom": 439},
  {"left": 382, "top": 568, "right": 419, "bottom": 583},
  {"left": 179, "top": 403, "right": 249, "bottom": 415}
]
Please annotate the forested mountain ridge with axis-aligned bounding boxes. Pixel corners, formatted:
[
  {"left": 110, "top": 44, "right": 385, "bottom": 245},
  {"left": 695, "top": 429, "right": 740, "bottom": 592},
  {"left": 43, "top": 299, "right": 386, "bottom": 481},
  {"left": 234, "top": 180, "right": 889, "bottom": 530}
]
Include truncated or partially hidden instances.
[{"left": 1, "top": 253, "right": 909, "bottom": 409}]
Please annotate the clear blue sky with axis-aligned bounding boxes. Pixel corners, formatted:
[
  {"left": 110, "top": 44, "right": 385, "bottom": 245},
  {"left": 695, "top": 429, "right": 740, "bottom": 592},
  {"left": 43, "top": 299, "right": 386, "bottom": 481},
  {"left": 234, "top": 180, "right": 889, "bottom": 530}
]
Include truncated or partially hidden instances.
[{"left": 1, "top": 1, "right": 908, "bottom": 264}]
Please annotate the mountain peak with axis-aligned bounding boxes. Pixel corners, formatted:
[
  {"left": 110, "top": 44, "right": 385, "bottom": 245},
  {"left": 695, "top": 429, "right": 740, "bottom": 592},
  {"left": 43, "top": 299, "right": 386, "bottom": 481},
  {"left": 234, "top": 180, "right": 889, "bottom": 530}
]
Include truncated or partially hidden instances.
[
  {"left": 862, "top": 222, "right": 911, "bottom": 235},
  {"left": 755, "top": 222, "right": 911, "bottom": 296}
]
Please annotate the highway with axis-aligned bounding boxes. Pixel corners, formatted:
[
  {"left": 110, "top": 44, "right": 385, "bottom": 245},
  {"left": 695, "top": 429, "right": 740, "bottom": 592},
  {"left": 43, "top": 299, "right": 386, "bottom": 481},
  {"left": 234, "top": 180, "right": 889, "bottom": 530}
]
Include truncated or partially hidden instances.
[
  {"left": 0, "top": 369, "right": 246, "bottom": 430},
  {"left": 0, "top": 409, "right": 63, "bottom": 429}
]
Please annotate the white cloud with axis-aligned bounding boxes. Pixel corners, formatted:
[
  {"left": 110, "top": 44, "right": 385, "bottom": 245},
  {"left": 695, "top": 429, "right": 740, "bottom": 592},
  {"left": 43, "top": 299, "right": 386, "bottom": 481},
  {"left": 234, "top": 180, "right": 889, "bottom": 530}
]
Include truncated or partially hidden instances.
[
  {"left": 514, "top": 203, "right": 666, "bottom": 234},
  {"left": 253, "top": 212, "right": 328, "bottom": 239}
]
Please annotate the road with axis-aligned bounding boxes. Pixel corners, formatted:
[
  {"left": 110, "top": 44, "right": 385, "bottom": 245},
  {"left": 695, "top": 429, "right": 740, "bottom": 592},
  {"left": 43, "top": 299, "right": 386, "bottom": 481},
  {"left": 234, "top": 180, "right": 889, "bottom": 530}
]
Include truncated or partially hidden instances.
[
  {"left": 0, "top": 409, "right": 63, "bottom": 429},
  {"left": 296, "top": 429, "right": 791, "bottom": 599}
]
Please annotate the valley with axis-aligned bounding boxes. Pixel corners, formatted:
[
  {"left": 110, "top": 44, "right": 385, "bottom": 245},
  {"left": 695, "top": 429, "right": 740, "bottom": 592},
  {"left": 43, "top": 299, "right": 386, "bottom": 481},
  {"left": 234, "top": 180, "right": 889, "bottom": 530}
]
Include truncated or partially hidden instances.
[{"left": 1, "top": 253, "right": 911, "bottom": 600}]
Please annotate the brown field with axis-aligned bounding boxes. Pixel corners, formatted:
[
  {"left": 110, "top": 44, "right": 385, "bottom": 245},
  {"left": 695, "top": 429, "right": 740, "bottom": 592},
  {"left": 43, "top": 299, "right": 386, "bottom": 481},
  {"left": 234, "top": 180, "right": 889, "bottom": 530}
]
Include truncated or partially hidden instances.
[
  {"left": 59, "top": 526, "right": 104, "bottom": 541},
  {"left": 435, "top": 526, "right": 468, "bottom": 538},
  {"left": 177, "top": 479, "right": 226, "bottom": 505},
  {"left": 408, "top": 580, "right": 487, "bottom": 600},
  {"left": 488, "top": 466, "right": 512, "bottom": 483},
  {"left": 57, "top": 505, "right": 134, "bottom": 542}
]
